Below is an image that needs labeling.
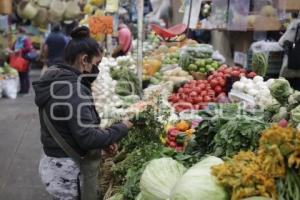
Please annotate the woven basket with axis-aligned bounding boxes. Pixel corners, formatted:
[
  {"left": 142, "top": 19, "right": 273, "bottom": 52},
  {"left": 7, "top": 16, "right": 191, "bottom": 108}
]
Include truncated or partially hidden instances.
[{"left": 0, "top": 0, "right": 12, "bottom": 14}]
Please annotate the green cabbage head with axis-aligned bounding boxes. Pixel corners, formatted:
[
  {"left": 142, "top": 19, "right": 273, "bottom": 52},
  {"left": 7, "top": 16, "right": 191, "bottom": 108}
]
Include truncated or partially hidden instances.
[
  {"left": 170, "top": 156, "right": 227, "bottom": 200},
  {"left": 140, "top": 157, "right": 186, "bottom": 200},
  {"left": 291, "top": 105, "right": 300, "bottom": 123},
  {"left": 270, "top": 78, "right": 293, "bottom": 105}
]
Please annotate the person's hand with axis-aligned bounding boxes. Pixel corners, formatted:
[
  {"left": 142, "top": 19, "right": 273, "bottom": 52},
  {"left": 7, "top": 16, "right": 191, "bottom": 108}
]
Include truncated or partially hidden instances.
[
  {"left": 6, "top": 48, "right": 13, "bottom": 54},
  {"left": 103, "top": 143, "right": 118, "bottom": 156},
  {"left": 122, "top": 120, "right": 133, "bottom": 129}
]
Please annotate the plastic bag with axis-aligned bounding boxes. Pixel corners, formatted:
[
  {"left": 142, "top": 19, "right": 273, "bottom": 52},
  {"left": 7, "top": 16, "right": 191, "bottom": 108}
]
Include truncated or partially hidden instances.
[{"left": 2, "top": 77, "right": 19, "bottom": 99}]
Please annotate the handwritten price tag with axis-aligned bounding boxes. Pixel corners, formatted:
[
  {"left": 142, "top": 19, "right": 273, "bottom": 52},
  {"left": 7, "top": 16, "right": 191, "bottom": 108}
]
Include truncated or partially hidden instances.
[{"left": 88, "top": 16, "right": 113, "bottom": 35}]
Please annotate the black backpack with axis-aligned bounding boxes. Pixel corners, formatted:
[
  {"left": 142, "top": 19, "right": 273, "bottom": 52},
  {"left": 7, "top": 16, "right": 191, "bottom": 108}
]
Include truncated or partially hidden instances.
[{"left": 286, "top": 24, "right": 300, "bottom": 70}]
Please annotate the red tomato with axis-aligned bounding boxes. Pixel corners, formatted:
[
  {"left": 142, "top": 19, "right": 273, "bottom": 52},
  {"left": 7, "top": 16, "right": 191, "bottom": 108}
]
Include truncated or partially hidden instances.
[
  {"left": 210, "top": 79, "right": 218, "bottom": 88},
  {"left": 224, "top": 68, "right": 232, "bottom": 74},
  {"left": 219, "top": 79, "right": 226, "bottom": 87},
  {"left": 183, "top": 84, "right": 190, "bottom": 88},
  {"left": 183, "top": 88, "right": 191, "bottom": 94},
  {"left": 201, "top": 91, "right": 207, "bottom": 96},
  {"left": 203, "top": 95, "right": 212, "bottom": 102},
  {"left": 169, "top": 141, "right": 177, "bottom": 148},
  {"left": 247, "top": 72, "right": 257, "bottom": 78},
  {"left": 195, "top": 96, "right": 203, "bottom": 103},
  {"left": 190, "top": 91, "right": 198, "bottom": 98},
  {"left": 207, "top": 90, "right": 216, "bottom": 97},
  {"left": 219, "top": 65, "right": 227, "bottom": 71},
  {"left": 194, "top": 87, "right": 202, "bottom": 94},
  {"left": 193, "top": 104, "right": 200, "bottom": 110},
  {"left": 190, "top": 80, "right": 197, "bottom": 84},
  {"left": 218, "top": 72, "right": 224, "bottom": 77},
  {"left": 178, "top": 88, "right": 184, "bottom": 93},
  {"left": 199, "top": 83, "right": 206, "bottom": 89},
  {"left": 186, "top": 97, "right": 193, "bottom": 103},
  {"left": 214, "top": 85, "right": 223, "bottom": 94},
  {"left": 231, "top": 70, "right": 240, "bottom": 77},
  {"left": 178, "top": 93, "right": 186, "bottom": 99}
]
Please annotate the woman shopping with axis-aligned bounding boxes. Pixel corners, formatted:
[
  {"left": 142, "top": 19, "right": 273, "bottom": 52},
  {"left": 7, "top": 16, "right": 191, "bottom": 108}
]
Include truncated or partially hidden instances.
[
  {"left": 33, "top": 26, "right": 133, "bottom": 200},
  {"left": 9, "top": 27, "right": 33, "bottom": 94}
]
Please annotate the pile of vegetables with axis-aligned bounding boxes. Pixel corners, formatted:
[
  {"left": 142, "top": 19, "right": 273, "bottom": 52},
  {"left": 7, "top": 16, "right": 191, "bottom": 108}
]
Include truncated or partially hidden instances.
[
  {"left": 212, "top": 125, "right": 300, "bottom": 200},
  {"left": 163, "top": 51, "right": 180, "bottom": 65},
  {"left": 0, "top": 62, "right": 18, "bottom": 78},
  {"left": 187, "top": 104, "right": 267, "bottom": 158},
  {"left": 138, "top": 156, "right": 227, "bottom": 200},
  {"left": 230, "top": 76, "right": 276, "bottom": 108},
  {"left": 164, "top": 120, "right": 194, "bottom": 151},
  {"left": 168, "top": 80, "right": 218, "bottom": 112},
  {"left": 180, "top": 44, "right": 221, "bottom": 75},
  {"left": 92, "top": 63, "right": 123, "bottom": 118},
  {"left": 252, "top": 52, "right": 269, "bottom": 76},
  {"left": 150, "top": 67, "right": 193, "bottom": 85}
]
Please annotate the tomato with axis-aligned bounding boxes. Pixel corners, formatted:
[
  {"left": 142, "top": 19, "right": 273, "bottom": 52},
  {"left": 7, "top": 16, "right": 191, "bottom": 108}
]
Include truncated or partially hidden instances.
[
  {"left": 207, "top": 90, "right": 215, "bottom": 97},
  {"left": 194, "top": 87, "right": 202, "bottom": 94},
  {"left": 231, "top": 70, "right": 240, "bottom": 77},
  {"left": 218, "top": 72, "right": 224, "bottom": 77},
  {"left": 178, "top": 88, "right": 184, "bottom": 93},
  {"left": 219, "top": 65, "right": 227, "bottom": 71},
  {"left": 200, "top": 90, "right": 207, "bottom": 96},
  {"left": 194, "top": 96, "right": 203, "bottom": 103},
  {"left": 214, "top": 85, "right": 223, "bottom": 94},
  {"left": 183, "top": 88, "right": 191, "bottom": 94},
  {"left": 199, "top": 83, "right": 206, "bottom": 89},
  {"left": 178, "top": 93, "right": 186, "bottom": 99},
  {"left": 190, "top": 91, "right": 198, "bottom": 98},
  {"left": 169, "top": 141, "right": 177, "bottom": 148},
  {"left": 210, "top": 79, "right": 218, "bottom": 88},
  {"left": 186, "top": 97, "right": 193, "bottom": 103},
  {"left": 183, "top": 84, "right": 190, "bottom": 88},
  {"left": 224, "top": 68, "right": 232, "bottom": 74},
  {"left": 247, "top": 72, "right": 257, "bottom": 78},
  {"left": 203, "top": 95, "right": 212, "bottom": 102},
  {"left": 219, "top": 79, "right": 226, "bottom": 87}
]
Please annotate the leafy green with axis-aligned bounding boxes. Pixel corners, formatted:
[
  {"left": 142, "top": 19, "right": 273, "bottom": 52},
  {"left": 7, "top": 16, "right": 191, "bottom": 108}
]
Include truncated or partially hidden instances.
[{"left": 213, "top": 117, "right": 267, "bottom": 157}]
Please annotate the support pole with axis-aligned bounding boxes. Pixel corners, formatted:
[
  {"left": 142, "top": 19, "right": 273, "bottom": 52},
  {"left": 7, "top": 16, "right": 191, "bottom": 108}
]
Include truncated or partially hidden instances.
[{"left": 137, "top": 0, "right": 144, "bottom": 96}]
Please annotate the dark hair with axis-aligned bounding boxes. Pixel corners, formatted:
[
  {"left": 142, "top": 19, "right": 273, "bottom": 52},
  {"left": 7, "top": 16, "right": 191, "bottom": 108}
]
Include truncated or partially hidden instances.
[
  {"left": 63, "top": 26, "right": 102, "bottom": 65},
  {"left": 52, "top": 23, "right": 61, "bottom": 32}
]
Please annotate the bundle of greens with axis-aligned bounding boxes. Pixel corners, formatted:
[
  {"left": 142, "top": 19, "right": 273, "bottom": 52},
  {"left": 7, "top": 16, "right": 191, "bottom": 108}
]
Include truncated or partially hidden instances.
[{"left": 110, "top": 66, "right": 140, "bottom": 96}]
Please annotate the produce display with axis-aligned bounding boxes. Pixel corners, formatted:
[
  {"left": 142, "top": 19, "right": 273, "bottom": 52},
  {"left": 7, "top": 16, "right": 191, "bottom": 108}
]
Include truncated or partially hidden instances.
[
  {"left": 230, "top": 76, "right": 276, "bottom": 108},
  {"left": 179, "top": 44, "right": 221, "bottom": 75},
  {"left": 90, "top": 34, "right": 300, "bottom": 200}
]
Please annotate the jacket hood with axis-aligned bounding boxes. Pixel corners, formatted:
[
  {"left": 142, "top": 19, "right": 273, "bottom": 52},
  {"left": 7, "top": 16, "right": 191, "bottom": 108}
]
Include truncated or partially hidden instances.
[{"left": 32, "top": 64, "right": 81, "bottom": 108}]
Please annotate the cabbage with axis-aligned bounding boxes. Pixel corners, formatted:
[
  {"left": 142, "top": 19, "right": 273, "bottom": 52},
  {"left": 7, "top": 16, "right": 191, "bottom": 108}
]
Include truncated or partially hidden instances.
[
  {"left": 170, "top": 156, "right": 227, "bottom": 200},
  {"left": 140, "top": 157, "right": 186, "bottom": 200},
  {"left": 291, "top": 105, "right": 300, "bottom": 123},
  {"left": 270, "top": 78, "right": 293, "bottom": 105}
]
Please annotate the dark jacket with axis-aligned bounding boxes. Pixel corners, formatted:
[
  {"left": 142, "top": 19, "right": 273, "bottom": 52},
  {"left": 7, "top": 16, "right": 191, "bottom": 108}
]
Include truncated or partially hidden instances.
[{"left": 32, "top": 64, "right": 128, "bottom": 158}]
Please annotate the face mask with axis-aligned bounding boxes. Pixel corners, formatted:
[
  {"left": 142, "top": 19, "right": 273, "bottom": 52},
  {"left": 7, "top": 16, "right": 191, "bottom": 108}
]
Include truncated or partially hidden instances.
[{"left": 82, "top": 64, "right": 99, "bottom": 88}]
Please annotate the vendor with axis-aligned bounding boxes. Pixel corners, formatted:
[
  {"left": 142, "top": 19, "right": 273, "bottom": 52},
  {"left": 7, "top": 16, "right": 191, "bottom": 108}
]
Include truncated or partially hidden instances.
[
  {"left": 33, "top": 26, "right": 133, "bottom": 200},
  {"left": 112, "top": 14, "right": 133, "bottom": 58}
]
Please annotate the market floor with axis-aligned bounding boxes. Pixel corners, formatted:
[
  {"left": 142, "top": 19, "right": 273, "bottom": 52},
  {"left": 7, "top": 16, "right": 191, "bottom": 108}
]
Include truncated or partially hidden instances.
[{"left": 0, "top": 70, "right": 51, "bottom": 200}]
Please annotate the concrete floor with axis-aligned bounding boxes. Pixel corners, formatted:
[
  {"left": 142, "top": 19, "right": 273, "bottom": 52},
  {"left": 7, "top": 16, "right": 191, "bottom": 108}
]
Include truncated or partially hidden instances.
[{"left": 0, "top": 70, "right": 51, "bottom": 200}]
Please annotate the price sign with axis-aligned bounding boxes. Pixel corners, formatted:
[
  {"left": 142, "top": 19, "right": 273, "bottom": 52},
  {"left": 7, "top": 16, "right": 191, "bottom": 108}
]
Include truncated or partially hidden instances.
[{"left": 88, "top": 16, "right": 113, "bottom": 35}]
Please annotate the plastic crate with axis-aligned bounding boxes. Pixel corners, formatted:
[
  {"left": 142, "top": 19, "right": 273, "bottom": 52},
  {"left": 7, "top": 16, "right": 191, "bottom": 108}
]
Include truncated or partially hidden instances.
[{"left": 247, "top": 50, "right": 284, "bottom": 78}]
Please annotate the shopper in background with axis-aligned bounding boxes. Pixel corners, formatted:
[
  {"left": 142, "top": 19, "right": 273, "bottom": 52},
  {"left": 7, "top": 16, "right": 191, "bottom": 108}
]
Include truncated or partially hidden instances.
[
  {"left": 42, "top": 24, "right": 68, "bottom": 67},
  {"left": 11, "top": 27, "right": 33, "bottom": 94},
  {"left": 33, "top": 26, "right": 133, "bottom": 200},
  {"left": 112, "top": 14, "right": 133, "bottom": 58}
]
